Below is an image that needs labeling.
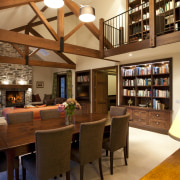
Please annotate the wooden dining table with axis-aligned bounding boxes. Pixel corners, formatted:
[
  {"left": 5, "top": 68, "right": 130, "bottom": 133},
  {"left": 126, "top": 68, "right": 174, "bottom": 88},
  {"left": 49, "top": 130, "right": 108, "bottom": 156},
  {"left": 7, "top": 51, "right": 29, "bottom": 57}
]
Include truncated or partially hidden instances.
[{"left": 0, "top": 113, "right": 111, "bottom": 180}]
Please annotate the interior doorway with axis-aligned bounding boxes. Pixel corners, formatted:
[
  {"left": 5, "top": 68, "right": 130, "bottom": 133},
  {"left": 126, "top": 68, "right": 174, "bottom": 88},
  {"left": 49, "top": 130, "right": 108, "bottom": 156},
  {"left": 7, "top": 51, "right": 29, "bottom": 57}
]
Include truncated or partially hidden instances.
[{"left": 92, "top": 66, "right": 118, "bottom": 113}]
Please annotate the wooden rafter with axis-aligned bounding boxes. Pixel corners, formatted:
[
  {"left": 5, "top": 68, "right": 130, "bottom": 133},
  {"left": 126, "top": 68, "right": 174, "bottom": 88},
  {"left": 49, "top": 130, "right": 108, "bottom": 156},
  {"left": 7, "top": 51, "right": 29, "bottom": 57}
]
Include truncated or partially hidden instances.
[
  {"left": 29, "top": 2, "right": 59, "bottom": 41},
  {"left": 11, "top": 12, "right": 74, "bottom": 32},
  {"left": 0, "top": 56, "right": 76, "bottom": 69},
  {"left": 0, "top": 0, "right": 42, "bottom": 10},
  {"left": 64, "top": 22, "right": 84, "bottom": 41},
  {"left": 29, "top": 48, "right": 40, "bottom": 57},
  {"left": 57, "top": 7, "right": 64, "bottom": 37},
  {"left": 29, "top": 27, "right": 75, "bottom": 65},
  {"left": 0, "top": 29, "right": 60, "bottom": 51},
  {"left": 64, "top": 0, "right": 100, "bottom": 39},
  {"left": 12, "top": 44, "right": 24, "bottom": 57}
]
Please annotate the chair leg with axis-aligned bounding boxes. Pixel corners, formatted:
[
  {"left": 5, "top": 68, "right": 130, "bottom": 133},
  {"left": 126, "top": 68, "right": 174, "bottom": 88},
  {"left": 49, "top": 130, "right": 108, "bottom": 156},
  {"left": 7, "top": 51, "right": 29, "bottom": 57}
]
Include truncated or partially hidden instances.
[
  {"left": 99, "top": 158, "right": 104, "bottom": 180},
  {"left": 110, "top": 152, "right": 113, "bottom": 175},
  {"left": 123, "top": 147, "right": 128, "bottom": 166},
  {"left": 66, "top": 171, "right": 70, "bottom": 180},
  {"left": 22, "top": 167, "right": 26, "bottom": 180},
  {"left": 15, "top": 168, "right": 19, "bottom": 180},
  {"left": 80, "top": 165, "right": 84, "bottom": 180},
  {"left": 106, "top": 150, "right": 108, "bottom": 156}
]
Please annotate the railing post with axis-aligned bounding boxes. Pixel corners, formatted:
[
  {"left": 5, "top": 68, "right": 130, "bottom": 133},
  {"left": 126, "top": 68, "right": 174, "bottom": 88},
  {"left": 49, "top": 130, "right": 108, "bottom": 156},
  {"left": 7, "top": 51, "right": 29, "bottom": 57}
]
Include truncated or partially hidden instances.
[
  {"left": 99, "top": 18, "right": 104, "bottom": 59},
  {"left": 149, "top": 0, "right": 156, "bottom": 47}
]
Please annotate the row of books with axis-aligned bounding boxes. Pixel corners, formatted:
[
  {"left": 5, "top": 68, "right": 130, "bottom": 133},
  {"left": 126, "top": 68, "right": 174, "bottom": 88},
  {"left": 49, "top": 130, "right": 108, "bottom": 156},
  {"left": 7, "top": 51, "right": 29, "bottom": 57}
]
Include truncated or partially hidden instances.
[
  {"left": 122, "top": 68, "right": 135, "bottom": 76},
  {"left": 153, "top": 89, "right": 169, "bottom": 98},
  {"left": 123, "top": 89, "right": 136, "bottom": 96},
  {"left": 137, "top": 89, "right": 151, "bottom": 97},
  {"left": 137, "top": 78, "right": 151, "bottom": 86},
  {"left": 123, "top": 79, "right": 135, "bottom": 86},
  {"left": 154, "top": 78, "right": 169, "bottom": 86},
  {"left": 77, "top": 75, "right": 90, "bottom": 82},
  {"left": 153, "top": 64, "right": 169, "bottom": 74},
  {"left": 136, "top": 66, "right": 151, "bottom": 75},
  {"left": 153, "top": 99, "right": 165, "bottom": 110}
]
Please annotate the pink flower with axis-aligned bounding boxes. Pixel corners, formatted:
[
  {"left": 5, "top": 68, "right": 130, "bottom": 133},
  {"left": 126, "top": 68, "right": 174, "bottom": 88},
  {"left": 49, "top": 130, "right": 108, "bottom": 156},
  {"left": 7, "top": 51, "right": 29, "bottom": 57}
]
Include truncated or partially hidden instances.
[{"left": 58, "top": 104, "right": 65, "bottom": 112}]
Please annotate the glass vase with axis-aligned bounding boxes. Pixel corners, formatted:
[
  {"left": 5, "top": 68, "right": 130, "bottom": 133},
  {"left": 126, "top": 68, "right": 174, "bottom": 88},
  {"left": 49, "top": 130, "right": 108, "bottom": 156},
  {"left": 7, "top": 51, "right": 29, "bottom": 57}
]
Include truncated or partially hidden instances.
[{"left": 65, "top": 113, "right": 72, "bottom": 125}]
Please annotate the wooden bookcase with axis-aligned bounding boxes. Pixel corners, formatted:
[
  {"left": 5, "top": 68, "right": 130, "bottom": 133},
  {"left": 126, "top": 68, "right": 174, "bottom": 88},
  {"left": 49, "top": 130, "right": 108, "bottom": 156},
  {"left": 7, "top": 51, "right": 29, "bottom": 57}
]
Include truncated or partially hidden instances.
[
  {"left": 127, "top": 0, "right": 150, "bottom": 43},
  {"left": 75, "top": 70, "right": 91, "bottom": 114},
  {"left": 119, "top": 58, "right": 172, "bottom": 134}
]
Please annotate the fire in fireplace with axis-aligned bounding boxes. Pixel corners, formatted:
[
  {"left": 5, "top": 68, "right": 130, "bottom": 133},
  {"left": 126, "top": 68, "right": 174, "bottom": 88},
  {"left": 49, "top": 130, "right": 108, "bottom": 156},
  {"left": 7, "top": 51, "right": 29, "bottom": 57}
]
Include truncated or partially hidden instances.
[{"left": 6, "top": 91, "right": 25, "bottom": 107}]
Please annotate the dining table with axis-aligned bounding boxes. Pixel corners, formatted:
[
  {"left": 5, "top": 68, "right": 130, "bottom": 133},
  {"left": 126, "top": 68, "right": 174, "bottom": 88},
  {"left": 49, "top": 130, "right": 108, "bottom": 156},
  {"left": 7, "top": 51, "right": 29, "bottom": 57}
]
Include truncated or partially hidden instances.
[{"left": 0, "top": 113, "right": 129, "bottom": 180}]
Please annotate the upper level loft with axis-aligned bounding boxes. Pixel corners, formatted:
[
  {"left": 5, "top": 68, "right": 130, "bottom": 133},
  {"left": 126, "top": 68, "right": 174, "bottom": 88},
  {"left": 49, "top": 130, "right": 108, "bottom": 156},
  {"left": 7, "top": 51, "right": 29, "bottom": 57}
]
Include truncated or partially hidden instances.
[{"left": 103, "top": 0, "right": 180, "bottom": 58}]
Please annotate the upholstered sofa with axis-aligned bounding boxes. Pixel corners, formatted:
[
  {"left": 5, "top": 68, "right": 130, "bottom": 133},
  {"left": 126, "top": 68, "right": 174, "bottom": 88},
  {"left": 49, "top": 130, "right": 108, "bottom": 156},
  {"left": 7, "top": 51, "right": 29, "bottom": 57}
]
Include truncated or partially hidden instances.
[{"left": 2, "top": 105, "right": 65, "bottom": 121}]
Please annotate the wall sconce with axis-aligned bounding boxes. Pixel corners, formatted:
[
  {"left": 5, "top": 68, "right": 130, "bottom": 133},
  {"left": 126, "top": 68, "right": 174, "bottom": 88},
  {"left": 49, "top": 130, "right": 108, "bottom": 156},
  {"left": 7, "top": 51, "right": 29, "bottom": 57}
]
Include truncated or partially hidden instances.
[{"left": 17, "top": 80, "right": 27, "bottom": 85}]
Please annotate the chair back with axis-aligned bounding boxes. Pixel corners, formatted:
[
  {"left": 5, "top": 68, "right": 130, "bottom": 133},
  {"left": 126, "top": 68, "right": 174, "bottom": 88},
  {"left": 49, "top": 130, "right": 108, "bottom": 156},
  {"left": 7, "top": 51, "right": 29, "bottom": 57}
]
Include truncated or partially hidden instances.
[
  {"left": 35, "top": 125, "right": 73, "bottom": 180},
  {"left": 109, "top": 114, "right": 130, "bottom": 152},
  {"left": 110, "top": 106, "right": 127, "bottom": 117},
  {"left": 7, "top": 111, "right": 33, "bottom": 124},
  {"left": 40, "top": 109, "right": 61, "bottom": 120},
  {"left": 79, "top": 118, "right": 106, "bottom": 165}
]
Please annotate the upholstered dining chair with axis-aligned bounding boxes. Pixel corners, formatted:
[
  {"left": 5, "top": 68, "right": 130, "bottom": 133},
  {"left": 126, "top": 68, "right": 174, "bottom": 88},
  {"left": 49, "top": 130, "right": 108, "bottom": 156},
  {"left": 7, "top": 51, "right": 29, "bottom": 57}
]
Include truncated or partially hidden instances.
[
  {"left": 0, "top": 151, "right": 19, "bottom": 180},
  {"left": 6, "top": 111, "right": 33, "bottom": 124},
  {"left": 110, "top": 106, "right": 127, "bottom": 117},
  {"left": 103, "top": 113, "right": 130, "bottom": 175},
  {"left": 71, "top": 118, "right": 106, "bottom": 180},
  {"left": 21, "top": 125, "right": 74, "bottom": 180},
  {"left": 40, "top": 109, "right": 61, "bottom": 120}
]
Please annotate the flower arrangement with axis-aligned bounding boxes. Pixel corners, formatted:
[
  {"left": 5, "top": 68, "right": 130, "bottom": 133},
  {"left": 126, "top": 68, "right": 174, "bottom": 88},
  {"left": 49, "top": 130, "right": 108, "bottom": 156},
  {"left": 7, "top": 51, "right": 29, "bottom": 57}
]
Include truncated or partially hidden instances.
[{"left": 58, "top": 98, "right": 81, "bottom": 117}]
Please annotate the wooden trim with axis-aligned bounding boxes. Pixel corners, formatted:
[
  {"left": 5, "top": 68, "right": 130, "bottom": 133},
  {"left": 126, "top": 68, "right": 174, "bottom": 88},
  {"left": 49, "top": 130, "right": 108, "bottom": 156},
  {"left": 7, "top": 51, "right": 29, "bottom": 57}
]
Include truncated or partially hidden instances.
[
  {"left": 12, "top": 44, "right": 24, "bottom": 57},
  {"left": 64, "top": 43, "right": 100, "bottom": 58},
  {"left": 104, "top": 39, "right": 150, "bottom": 57},
  {"left": 57, "top": 7, "right": 64, "bottom": 37},
  {"left": 29, "top": 2, "right": 59, "bottom": 41},
  {"left": 156, "top": 31, "right": 180, "bottom": 46},
  {"left": 0, "top": 0, "right": 42, "bottom": 10},
  {"left": 0, "top": 56, "right": 76, "bottom": 69},
  {"left": 0, "top": 29, "right": 60, "bottom": 51},
  {"left": 64, "top": 0, "right": 99, "bottom": 39},
  {"left": 99, "top": 18, "right": 104, "bottom": 59},
  {"left": 149, "top": 0, "right": 156, "bottom": 47},
  {"left": 64, "top": 22, "right": 84, "bottom": 41},
  {"left": 0, "top": 85, "right": 32, "bottom": 89},
  {"left": 103, "top": 58, "right": 120, "bottom": 63}
]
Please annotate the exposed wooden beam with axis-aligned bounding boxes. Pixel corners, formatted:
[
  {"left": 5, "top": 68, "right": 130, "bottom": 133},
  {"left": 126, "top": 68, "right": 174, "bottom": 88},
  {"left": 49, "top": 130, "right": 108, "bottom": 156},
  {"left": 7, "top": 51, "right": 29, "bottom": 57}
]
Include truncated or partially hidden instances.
[
  {"left": 11, "top": 12, "right": 74, "bottom": 32},
  {"left": 12, "top": 44, "right": 24, "bottom": 57},
  {"left": 29, "top": 2, "right": 59, "bottom": 41},
  {"left": 99, "top": 18, "right": 104, "bottom": 59},
  {"left": 64, "top": 43, "right": 100, "bottom": 58},
  {"left": 28, "top": 5, "right": 48, "bottom": 25},
  {"left": 57, "top": 7, "right": 64, "bottom": 37},
  {"left": 29, "top": 27, "right": 43, "bottom": 37},
  {"left": 55, "top": 52, "right": 76, "bottom": 65},
  {"left": 103, "top": 58, "right": 120, "bottom": 63},
  {"left": 64, "top": 0, "right": 99, "bottom": 39},
  {"left": 0, "top": 29, "right": 60, "bottom": 51},
  {"left": 0, "top": 0, "right": 42, "bottom": 10},
  {"left": 0, "top": 56, "right": 76, "bottom": 69},
  {"left": 29, "top": 48, "right": 40, "bottom": 57},
  {"left": 64, "top": 22, "right": 84, "bottom": 41}
]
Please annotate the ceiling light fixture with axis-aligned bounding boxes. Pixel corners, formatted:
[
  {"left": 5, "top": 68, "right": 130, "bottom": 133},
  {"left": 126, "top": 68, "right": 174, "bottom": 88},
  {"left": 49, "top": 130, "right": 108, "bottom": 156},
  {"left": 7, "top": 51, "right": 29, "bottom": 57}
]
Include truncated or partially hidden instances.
[{"left": 44, "top": 0, "right": 64, "bottom": 9}]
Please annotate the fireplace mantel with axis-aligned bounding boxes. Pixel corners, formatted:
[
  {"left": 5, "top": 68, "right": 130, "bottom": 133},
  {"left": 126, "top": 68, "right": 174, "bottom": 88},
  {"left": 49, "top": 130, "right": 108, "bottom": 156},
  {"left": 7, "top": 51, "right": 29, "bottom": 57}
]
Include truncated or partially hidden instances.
[{"left": 0, "top": 85, "right": 32, "bottom": 89}]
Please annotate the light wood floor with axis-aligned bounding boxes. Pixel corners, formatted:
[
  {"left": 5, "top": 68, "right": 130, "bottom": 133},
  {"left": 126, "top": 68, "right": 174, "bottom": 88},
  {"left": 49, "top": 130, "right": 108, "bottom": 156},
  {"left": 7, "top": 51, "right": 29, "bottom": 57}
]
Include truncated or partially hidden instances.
[{"left": 0, "top": 127, "right": 179, "bottom": 180}]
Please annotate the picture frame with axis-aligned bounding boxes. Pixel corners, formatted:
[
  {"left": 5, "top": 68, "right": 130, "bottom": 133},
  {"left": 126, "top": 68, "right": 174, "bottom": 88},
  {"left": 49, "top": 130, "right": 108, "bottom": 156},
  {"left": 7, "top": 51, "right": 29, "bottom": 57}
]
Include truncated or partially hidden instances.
[{"left": 36, "top": 81, "right": 44, "bottom": 88}]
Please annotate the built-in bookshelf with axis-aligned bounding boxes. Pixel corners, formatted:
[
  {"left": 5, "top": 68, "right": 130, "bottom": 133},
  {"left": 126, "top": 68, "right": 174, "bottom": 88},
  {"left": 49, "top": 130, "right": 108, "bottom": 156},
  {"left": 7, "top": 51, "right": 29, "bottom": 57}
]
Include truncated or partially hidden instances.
[{"left": 120, "top": 58, "right": 172, "bottom": 134}]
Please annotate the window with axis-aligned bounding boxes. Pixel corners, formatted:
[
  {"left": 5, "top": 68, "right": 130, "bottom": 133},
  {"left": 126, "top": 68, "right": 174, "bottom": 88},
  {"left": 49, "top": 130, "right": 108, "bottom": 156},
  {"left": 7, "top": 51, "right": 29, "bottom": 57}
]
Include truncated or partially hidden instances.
[{"left": 57, "top": 75, "right": 67, "bottom": 98}]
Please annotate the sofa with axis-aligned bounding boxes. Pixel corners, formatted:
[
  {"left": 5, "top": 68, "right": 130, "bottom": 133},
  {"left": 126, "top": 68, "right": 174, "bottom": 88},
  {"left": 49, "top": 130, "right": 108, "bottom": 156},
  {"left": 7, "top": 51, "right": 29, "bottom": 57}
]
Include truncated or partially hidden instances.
[{"left": 2, "top": 105, "right": 65, "bottom": 121}]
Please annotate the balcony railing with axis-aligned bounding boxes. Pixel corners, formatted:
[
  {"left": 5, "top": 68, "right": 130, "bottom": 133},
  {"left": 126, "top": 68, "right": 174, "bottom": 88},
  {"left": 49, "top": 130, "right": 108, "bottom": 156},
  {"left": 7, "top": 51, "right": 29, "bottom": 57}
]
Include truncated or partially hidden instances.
[{"left": 103, "top": 1, "right": 180, "bottom": 50}]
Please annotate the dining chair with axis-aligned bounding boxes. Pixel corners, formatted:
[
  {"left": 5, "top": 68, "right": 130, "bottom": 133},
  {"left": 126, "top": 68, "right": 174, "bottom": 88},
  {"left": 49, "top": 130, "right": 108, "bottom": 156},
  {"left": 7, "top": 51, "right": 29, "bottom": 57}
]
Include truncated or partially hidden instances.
[
  {"left": 110, "top": 106, "right": 127, "bottom": 117},
  {"left": 40, "top": 109, "right": 61, "bottom": 120},
  {"left": 71, "top": 118, "right": 106, "bottom": 180},
  {"left": 103, "top": 113, "right": 130, "bottom": 175},
  {"left": 0, "top": 151, "right": 19, "bottom": 180},
  {"left": 6, "top": 111, "right": 33, "bottom": 124},
  {"left": 21, "top": 125, "right": 74, "bottom": 180}
]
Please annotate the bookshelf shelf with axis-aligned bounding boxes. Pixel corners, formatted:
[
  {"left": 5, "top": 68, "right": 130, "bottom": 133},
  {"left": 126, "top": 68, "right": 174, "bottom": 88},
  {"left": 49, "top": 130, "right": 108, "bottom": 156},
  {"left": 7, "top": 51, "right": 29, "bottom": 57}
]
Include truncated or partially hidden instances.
[{"left": 120, "top": 58, "right": 172, "bottom": 134}]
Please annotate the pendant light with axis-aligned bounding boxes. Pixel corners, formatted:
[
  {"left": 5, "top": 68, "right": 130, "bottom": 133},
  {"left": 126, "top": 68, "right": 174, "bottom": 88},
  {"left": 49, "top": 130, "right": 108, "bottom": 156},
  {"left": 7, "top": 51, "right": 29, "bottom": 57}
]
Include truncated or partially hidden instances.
[
  {"left": 44, "top": 0, "right": 64, "bottom": 9},
  {"left": 79, "top": 5, "right": 95, "bottom": 22}
]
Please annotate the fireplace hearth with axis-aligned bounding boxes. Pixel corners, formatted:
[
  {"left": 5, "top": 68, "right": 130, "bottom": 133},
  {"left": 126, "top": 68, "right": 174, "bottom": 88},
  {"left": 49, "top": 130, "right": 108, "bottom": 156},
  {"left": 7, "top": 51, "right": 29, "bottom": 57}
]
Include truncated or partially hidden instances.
[{"left": 6, "top": 91, "right": 25, "bottom": 107}]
